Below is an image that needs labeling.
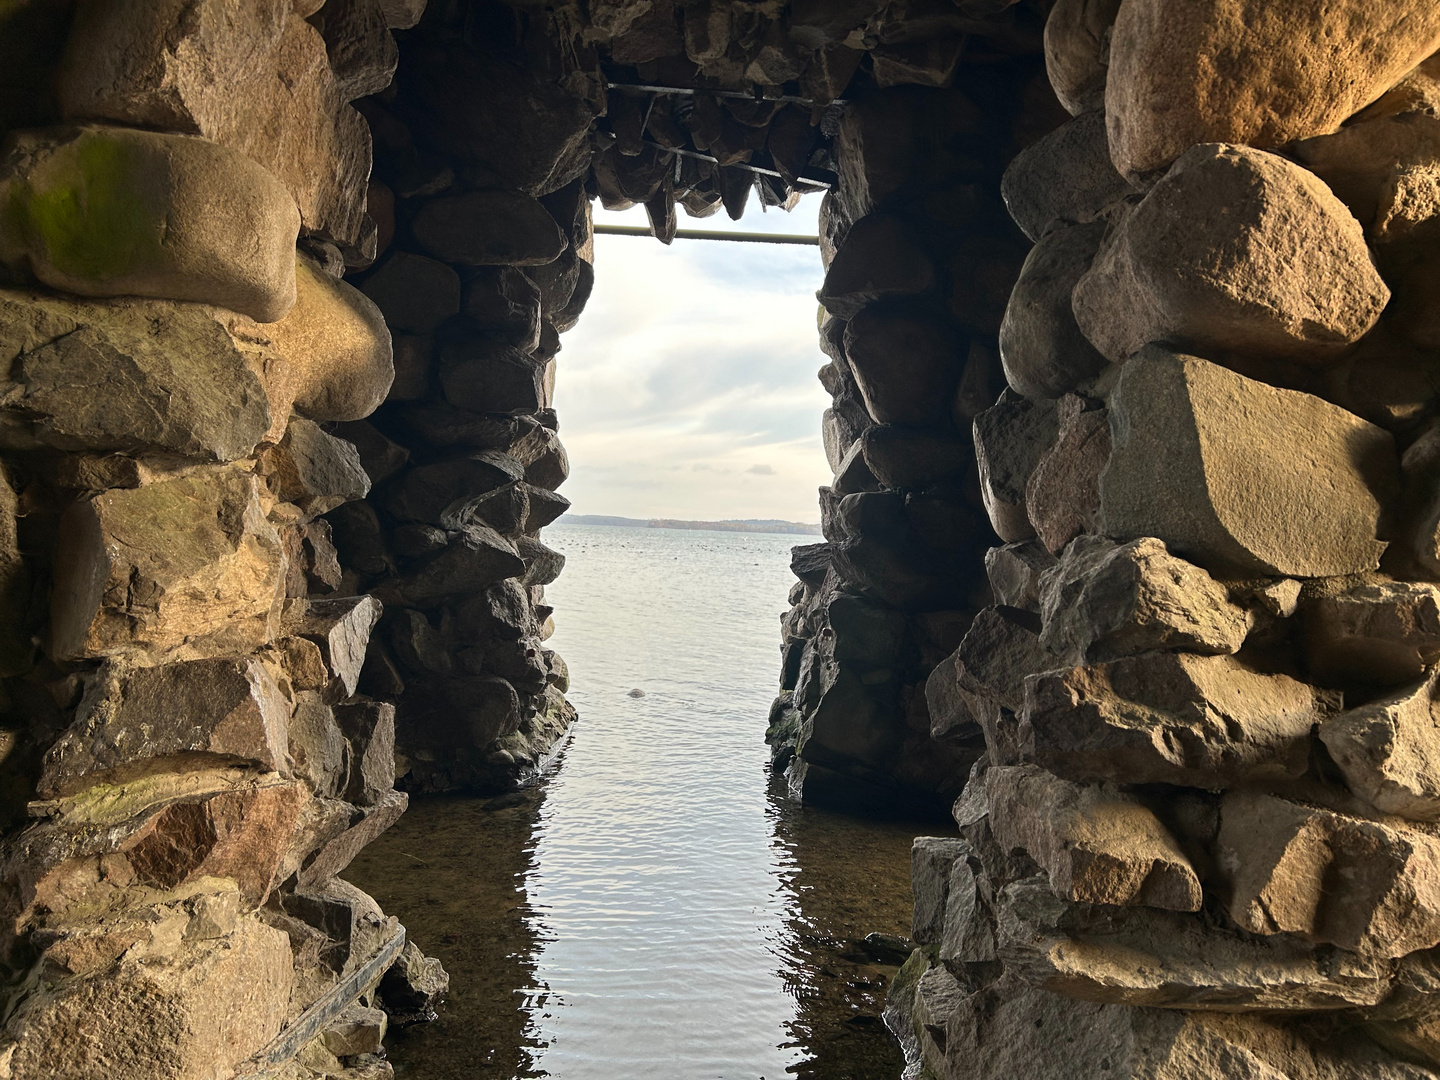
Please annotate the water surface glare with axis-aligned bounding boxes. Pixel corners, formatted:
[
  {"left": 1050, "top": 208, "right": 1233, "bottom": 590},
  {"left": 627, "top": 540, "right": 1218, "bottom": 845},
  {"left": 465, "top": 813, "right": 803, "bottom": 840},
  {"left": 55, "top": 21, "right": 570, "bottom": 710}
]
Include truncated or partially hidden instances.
[{"left": 349, "top": 524, "right": 942, "bottom": 1079}]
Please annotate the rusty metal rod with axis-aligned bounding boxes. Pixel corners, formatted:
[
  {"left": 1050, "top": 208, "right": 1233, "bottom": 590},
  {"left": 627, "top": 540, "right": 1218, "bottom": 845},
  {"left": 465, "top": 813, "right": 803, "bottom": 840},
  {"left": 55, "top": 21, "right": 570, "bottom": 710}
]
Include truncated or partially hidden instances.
[
  {"left": 606, "top": 81, "right": 847, "bottom": 107},
  {"left": 593, "top": 224, "right": 820, "bottom": 245}
]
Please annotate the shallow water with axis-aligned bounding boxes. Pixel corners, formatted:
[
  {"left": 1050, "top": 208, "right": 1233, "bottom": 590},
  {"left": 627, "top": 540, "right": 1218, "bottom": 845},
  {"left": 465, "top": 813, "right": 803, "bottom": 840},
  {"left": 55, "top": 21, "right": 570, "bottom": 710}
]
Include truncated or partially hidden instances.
[{"left": 347, "top": 524, "right": 947, "bottom": 1079}]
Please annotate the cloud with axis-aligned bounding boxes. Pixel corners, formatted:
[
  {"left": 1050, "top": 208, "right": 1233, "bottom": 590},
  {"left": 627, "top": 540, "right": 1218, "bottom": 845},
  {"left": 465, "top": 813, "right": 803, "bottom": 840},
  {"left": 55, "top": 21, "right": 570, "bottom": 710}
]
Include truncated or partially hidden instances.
[{"left": 550, "top": 197, "right": 834, "bottom": 521}]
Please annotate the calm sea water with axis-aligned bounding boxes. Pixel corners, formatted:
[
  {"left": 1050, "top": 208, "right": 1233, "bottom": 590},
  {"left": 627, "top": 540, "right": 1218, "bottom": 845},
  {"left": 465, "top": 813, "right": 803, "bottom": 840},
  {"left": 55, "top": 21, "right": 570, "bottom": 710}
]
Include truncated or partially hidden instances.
[{"left": 348, "top": 524, "right": 942, "bottom": 1080}]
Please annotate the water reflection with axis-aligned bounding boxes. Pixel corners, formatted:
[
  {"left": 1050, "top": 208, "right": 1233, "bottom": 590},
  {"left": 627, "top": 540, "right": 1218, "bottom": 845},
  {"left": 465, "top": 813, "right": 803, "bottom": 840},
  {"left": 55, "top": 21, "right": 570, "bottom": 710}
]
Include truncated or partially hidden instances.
[
  {"left": 767, "top": 782, "right": 927, "bottom": 1080},
  {"left": 346, "top": 527, "right": 946, "bottom": 1078},
  {"left": 346, "top": 762, "right": 929, "bottom": 1079},
  {"left": 346, "top": 785, "right": 554, "bottom": 1079}
]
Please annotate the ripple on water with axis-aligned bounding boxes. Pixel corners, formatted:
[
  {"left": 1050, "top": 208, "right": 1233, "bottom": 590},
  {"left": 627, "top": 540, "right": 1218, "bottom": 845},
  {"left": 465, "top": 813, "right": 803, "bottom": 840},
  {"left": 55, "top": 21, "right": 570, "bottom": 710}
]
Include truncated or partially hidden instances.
[{"left": 346, "top": 525, "right": 951, "bottom": 1080}]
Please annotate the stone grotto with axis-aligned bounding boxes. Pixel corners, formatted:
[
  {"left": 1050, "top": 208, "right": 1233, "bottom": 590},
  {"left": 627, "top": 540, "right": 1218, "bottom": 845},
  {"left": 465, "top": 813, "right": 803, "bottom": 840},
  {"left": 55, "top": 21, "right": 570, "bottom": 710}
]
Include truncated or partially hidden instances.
[{"left": 2, "top": 0, "right": 1440, "bottom": 1077}]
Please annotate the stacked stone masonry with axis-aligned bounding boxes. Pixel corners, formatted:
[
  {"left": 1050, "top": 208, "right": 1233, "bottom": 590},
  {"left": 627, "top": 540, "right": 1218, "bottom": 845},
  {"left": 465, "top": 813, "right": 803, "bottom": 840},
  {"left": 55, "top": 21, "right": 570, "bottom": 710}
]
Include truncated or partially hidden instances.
[
  {"left": 862, "top": 2, "right": 1440, "bottom": 1079},
  {"left": 4, "top": 0, "right": 1440, "bottom": 1077}
]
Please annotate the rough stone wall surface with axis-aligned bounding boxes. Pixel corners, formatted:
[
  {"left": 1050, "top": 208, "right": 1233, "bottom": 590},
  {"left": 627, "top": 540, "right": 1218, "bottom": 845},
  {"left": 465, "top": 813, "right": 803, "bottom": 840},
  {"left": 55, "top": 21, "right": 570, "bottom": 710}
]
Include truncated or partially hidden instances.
[
  {"left": 6, "top": 0, "right": 1440, "bottom": 1078},
  {"left": 871, "top": 1, "right": 1440, "bottom": 1078},
  {"left": 0, "top": 1, "right": 477, "bottom": 1077}
]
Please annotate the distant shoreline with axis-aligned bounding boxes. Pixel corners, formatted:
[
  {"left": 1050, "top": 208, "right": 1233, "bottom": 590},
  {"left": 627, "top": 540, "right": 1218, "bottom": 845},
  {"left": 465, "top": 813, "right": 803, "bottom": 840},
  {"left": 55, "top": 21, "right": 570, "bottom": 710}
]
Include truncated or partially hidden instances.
[{"left": 557, "top": 514, "right": 822, "bottom": 536}]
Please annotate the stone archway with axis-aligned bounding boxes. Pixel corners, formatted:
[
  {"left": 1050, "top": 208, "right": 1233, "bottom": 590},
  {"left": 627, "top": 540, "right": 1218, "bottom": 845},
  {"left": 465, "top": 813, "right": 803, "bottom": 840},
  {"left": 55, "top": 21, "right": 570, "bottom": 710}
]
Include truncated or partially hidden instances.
[{"left": 2, "top": 1, "right": 1440, "bottom": 1078}]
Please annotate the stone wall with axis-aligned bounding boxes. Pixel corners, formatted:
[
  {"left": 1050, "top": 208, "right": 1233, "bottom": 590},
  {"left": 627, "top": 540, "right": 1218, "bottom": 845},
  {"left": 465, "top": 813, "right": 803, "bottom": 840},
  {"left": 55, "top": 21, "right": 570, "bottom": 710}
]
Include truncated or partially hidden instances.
[
  {"left": 880, "top": 2, "right": 1440, "bottom": 1078},
  {"left": 0, "top": 2, "right": 489, "bottom": 1077},
  {"left": 7, "top": 0, "right": 1440, "bottom": 1077}
]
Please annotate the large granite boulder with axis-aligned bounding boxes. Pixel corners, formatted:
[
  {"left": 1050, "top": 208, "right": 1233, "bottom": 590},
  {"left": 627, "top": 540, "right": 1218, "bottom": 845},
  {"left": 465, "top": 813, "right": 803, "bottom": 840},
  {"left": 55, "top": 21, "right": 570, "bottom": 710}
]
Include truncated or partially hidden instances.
[
  {"left": 1104, "top": 0, "right": 1440, "bottom": 177},
  {"left": 58, "top": 0, "right": 373, "bottom": 249},
  {"left": 385, "top": 452, "right": 525, "bottom": 528},
  {"left": 817, "top": 213, "right": 935, "bottom": 320},
  {"left": 463, "top": 267, "right": 544, "bottom": 350},
  {"left": 1100, "top": 348, "right": 1397, "bottom": 578},
  {"left": 439, "top": 341, "right": 549, "bottom": 416},
  {"left": 0, "top": 290, "right": 272, "bottom": 461},
  {"left": 844, "top": 306, "right": 964, "bottom": 426},
  {"left": 360, "top": 251, "right": 462, "bottom": 334},
  {"left": 263, "top": 418, "right": 370, "bottom": 519},
  {"left": 50, "top": 469, "right": 286, "bottom": 662},
  {"left": 1042, "top": 0, "right": 1122, "bottom": 116},
  {"left": 282, "top": 596, "right": 382, "bottom": 701},
  {"left": 859, "top": 426, "right": 970, "bottom": 491},
  {"left": 397, "top": 29, "right": 599, "bottom": 196},
  {"left": 1293, "top": 112, "right": 1440, "bottom": 236},
  {"left": 411, "top": 191, "right": 567, "bottom": 266},
  {"left": 934, "top": 974, "right": 1415, "bottom": 1080},
  {"left": 374, "top": 525, "right": 526, "bottom": 607},
  {"left": 1001, "top": 109, "right": 1133, "bottom": 242},
  {"left": 985, "top": 541, "right": 1055, "bottom": 613},
  {"left": 973, "top": 390, "right": 1058, "bottom": 544},
  {"left": 954, "top": 605, "right": 1057, "bottom": 764},
  {"left": 998, "top": 221, "right": 1109, "bottom": 400},
  {"left": 0, "top": 125, "right": 298, "bottom": 321},
  {"left": 1023, "top": 652, "right": 1334, "bottom": 788},
  {"left": 1219, "top": 789, "right": 1440, "bottom": 959},
  {"left": 1073, "top": 145, "right": 1389, "bottom": 364},
  {"left": 243, "top": 256, "right": 394, "bottom": 423}
]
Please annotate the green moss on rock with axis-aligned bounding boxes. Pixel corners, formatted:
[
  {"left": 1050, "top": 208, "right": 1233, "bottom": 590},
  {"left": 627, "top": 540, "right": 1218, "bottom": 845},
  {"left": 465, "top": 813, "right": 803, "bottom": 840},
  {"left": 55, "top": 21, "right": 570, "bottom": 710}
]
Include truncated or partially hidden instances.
[{"left": 9, "top": 133, "right": 160, "bottom": 282}]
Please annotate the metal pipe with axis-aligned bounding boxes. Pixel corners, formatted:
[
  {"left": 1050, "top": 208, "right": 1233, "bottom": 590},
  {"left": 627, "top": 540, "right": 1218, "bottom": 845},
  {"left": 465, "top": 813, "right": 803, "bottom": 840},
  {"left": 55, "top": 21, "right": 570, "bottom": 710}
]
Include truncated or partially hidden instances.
[
  {"left": 593, "top": 224, "right": 820, "bottom": 246},
  {"left": 606, "top": 81, "right": 847, "bottom": 108}
]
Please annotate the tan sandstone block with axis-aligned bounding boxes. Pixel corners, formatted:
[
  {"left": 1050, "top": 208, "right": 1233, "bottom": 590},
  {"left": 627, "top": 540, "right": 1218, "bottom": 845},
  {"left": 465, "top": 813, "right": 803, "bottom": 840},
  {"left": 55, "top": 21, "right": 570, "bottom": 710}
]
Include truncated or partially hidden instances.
[
  {"left": 996, "top": 875, "right": 1393, "bottom": 1012},
  {"left": 1321, "top": 675, "right": 1440, "bottom": 821},
  {"left": 1038, "top": 535, "right": 1250, "bottom": 665},
  {"left": 1023, "top": 652, "right": 1331, "bottom": 788},
  {"left": 986, "top": 764, "right": 1201, "bottom": 911},
  {"left": 3, "top": 915, "right": 291, "bottom": 1080},
  {"left": 1219, "top": 790, "right": 1440, "bottom": 959},
  {"left": 1303, "top": 580, "right": 1440, "bottom": 687}
]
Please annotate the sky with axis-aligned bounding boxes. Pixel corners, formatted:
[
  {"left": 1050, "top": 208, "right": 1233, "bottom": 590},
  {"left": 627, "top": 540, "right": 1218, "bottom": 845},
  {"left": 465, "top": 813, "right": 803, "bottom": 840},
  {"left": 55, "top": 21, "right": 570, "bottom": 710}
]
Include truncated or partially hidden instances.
[{"left": 553, "top": 192, "right": 833, "bottom": 523}]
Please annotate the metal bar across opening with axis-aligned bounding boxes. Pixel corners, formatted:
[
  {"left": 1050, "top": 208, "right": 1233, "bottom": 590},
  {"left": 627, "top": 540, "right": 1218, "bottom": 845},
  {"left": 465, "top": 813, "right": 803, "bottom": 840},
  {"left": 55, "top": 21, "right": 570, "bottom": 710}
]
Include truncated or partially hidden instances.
[{"left": 593, "top": 224, "right": 820, "bottom": 246}]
